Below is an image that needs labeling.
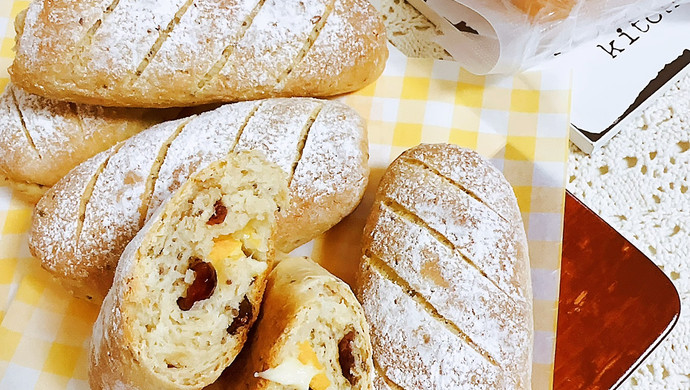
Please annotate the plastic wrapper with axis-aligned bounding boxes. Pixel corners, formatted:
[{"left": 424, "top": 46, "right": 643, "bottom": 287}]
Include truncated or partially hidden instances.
[{"left": 405, "top": 0, "right": 690, "bottom": 74}]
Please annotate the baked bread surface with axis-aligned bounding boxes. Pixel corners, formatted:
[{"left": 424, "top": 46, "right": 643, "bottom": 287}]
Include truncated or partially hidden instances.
[
  {"left": 29, "top": 98, "right": 368, "bottom": 302},
  {"left": 0, "top": 172, "right": 48, "bottom": 204},
  {"left": 510, "top": 0, "right": 575, "bottom": 20},
  {"left": 89, "top": 151, "right": 288, "bottom": 390},
  {"left": 0, "top": 84, "right": 178, "bottom": 193},
  {"left": 212, "top": 256, "right": 373, "bottom": 390},
  {"left": 10, "top": 0, "right": 388, "bottom": 107},
  {"left": 356, "top": 143, "right": 533, "bottom": 389}
]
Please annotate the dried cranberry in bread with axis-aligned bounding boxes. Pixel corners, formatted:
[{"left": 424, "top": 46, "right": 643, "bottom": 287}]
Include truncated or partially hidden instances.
[
  {"left": 356, "top": 144, "right": 533, "bottom": 388},
  {"left": 89, "top": 151, "right": 288, "bottom": 390},
  {"left": 10, "top": 0, "right": 387, "bottom": 107},
  {"left": 212, "top": 256, "right": 373, "bottom": 390},
  {"left": 29, "top": 98, "right": 368, "bottom": 302},
  {"left": 0, "top": 84, "right": 178, "bottom": 203}
]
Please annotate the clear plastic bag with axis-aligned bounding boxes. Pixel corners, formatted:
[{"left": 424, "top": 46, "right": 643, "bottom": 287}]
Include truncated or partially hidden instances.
[{"left": 414, "top": 0, "right": 689, "bottom": 74}]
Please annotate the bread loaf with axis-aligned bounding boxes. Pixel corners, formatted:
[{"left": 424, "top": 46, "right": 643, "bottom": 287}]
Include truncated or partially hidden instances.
[
  {"left": 356, "top": 144, "right": 533, "bottom": 388},
  {"left": 29, "top": 98, "right": 369, "bottom": 302},
  {"left": 510, "top": 0, "right": 575, "bottom": 20},
  {"left": 10, "top": 0, "right": 388, "bottom": 108},
  {"left": 0, "top": 84, "right": 178, "bottom": 202},
  {"left": 89, "top": 151, "right": 288, "bottom": 390},
  {"left": 212, "top": 256, "right": 373, "bottom": 390}
]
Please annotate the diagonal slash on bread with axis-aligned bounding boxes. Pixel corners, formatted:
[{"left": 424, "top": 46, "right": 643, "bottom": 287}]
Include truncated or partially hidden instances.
[
  {"left": 29, "top": 98, "right": 368, "bottom": 302},
  {"left": 10, "top": 0, "right": 388, "bottom": 107},
  {"left": 0, "top": 84, "right": 179, "bottom": 201},
  {"left": 356, "top": 144, "right": 534, "bottom": 389},
  {"left": 89, "top": 151, "right": 288, "bottom": 390}
]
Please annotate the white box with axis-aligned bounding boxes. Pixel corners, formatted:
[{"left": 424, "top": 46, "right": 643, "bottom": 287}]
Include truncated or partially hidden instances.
[{"left": 406, "top": 0, "right": 690, "bottom": 153}]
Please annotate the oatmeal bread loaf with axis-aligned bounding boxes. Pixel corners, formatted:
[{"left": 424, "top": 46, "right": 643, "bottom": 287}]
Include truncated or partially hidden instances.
[
  {"left": 356, "top": 144, "right": 533, "bottom": 388},
  {"left": 510, "top": 0, "right": 575, "bottom": 20},
  {"left": 0, "top": 84, "right": 178, "bottom": 202},
  {"left": 10, "top": 0, "right": 388, "bottom": 107},
  {"left": 29, "top": 98, "right": 368, "bottom": 302},
  {"left": 89, "top": 151, "right": 288, "bottom": 390},
  {"left": 212, "top": 256, "right": 373, "bottom": 390}
]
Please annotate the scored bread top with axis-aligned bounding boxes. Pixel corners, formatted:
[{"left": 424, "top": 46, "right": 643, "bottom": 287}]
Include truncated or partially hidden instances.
[
  {"left": 359, "top": 263, "right": 510, "bottom": 389},
  {"left": 89, "top": 151, "right": 288, "bottom": 390},
  {"left": 357, "top": 144, "right": 533, "bottom": 389},
  {"left": 0, "top": 84, "right": 178, "bottom": 189},
  {"left": 30, "top": 98, "right": 368, "bottom": 302},
  {"left": 10, "top": 0, "right": 388, "bottom": 107}
]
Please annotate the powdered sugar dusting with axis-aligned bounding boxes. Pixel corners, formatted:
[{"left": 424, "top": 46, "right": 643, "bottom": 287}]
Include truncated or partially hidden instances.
[
  {"left": 372, "top": 370, "right": 395, "bottom": 390},
  {"left": 358, "top": 261, "right": 509, "bottom": 389},
  {"left": 381, "top": 161, "right": 527, "bottom": 303},
  {"left": 87, "top": 0, "right": 187, "bottom": 78},
  {"left": 404, "top": 144, "right": 522, "bottom": 225},
  {"left": 32, "top": 98, "right": 365, "bottom": 300},
  {"left": 30, "top": 151, "right": 112, "bottom": 276},
  {"left": 147, "top": 101, "right": 259, "bottom": 217},
  {"left": 16, "top": 0, "right": 110, "bottom": 69},
  {"left": 285, "top": 99, "right": 369, "bottom": 242},
  {"left": 234, "top": 99, "right": 321, "bottom": 174},
  {"left": 0, "top": 84, "right": 175, "bottom": 186},
  {"left": 219, "top": 0, "right": 329, "bottom": 89},
  {"left": 367, "top": 203, "right": 531, "bottom": 382},
  {"left": 13, "top": 0, "right": 386, "bottom": 105},
  {"left": 11, "top": 85, "right": 75, "bottom": 158},
  {"left": 284, "top": 0, "right": 385, "bottom": 89},
  {"left": 0, "top": 86, "right": 41, "bottom": 177},
  {"left": 137, "top": 0, "right": 260, "bottom": 86},
  {"left": 291, "top": 100, "right": 367, "bottom": 199},
  {"left": 284, "top": 0, "right": 349, "bottom": 81},
  {"left": 15, "top": 0, "right": 43, "bottom": 66},
  {"left": 80, "top": 121, "right": 182, "bottom": 274}
]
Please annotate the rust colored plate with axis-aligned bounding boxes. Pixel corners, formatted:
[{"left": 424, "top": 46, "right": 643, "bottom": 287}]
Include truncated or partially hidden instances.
[{"left": 554, "top": 193, "right": 681, "bottom": 389}]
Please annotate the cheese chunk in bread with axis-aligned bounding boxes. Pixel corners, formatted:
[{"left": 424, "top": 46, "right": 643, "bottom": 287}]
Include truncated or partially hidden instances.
[
  {"left": 29, "top": 98, "right": 368, "bottom": 302},
  {"left": 209, "top": 256, "right": 374, "bottom": 390},
  {"left": 89, "top": 151, "right": 288, "bottom": 390}
]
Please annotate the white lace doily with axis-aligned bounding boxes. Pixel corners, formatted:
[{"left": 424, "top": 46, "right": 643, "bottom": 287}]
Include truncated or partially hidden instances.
[
  {"left": 568, "top": 75, "right": 690, "bottom": 389},
  {"left": 381, "top": 0, "right": 690, "bottom": 388}
]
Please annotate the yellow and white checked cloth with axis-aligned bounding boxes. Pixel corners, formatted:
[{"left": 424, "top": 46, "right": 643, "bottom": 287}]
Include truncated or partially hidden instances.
[{"left": 0, "top": 1, "right": 570, "bottom": 388}]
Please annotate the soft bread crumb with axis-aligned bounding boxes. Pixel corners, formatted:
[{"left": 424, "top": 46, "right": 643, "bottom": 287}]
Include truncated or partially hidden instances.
[
  {"left": 226, "top": 257, "right": 373, "bottom": 390},
  {"left": 90, "top": 150, "right": 288, "bottom": 389}
]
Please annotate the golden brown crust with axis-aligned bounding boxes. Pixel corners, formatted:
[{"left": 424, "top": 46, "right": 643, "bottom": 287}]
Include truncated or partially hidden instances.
[
  {"left": 216, "top": 257, "right": 373, "bottom": 390},
  {"left": 10, "top": 0, "right": 388, "bottom": 108},
  {"left": 0, "top": 84, "right": 179, "bottom": 187},
  {"left": 0, "top": 173, "right": 48, "bottom": 204},
  {"left": 89, "top": 151, "right": 288, "bottom": 390},
  {"left": 29, "top": 98, "right": 368, "bottom": 302},
  {"left": 30, "top": 149, "right": 117, "bottom": 301},
  {"left": 356, "top": 144, "right": 533, "bottom": 389},
  {"left": 273, "top": 100, "right": 369, "bottom": 251}
]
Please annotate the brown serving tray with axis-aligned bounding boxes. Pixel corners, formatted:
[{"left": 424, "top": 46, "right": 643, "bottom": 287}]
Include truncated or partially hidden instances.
[{"left": 553, "top": 193, "right": 681, "bottom": 389}]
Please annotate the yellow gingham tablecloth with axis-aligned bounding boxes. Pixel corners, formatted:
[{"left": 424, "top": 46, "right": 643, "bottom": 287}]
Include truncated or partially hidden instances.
[{"left": 0, "top": 1, "right": 571, "bottom": 388}]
